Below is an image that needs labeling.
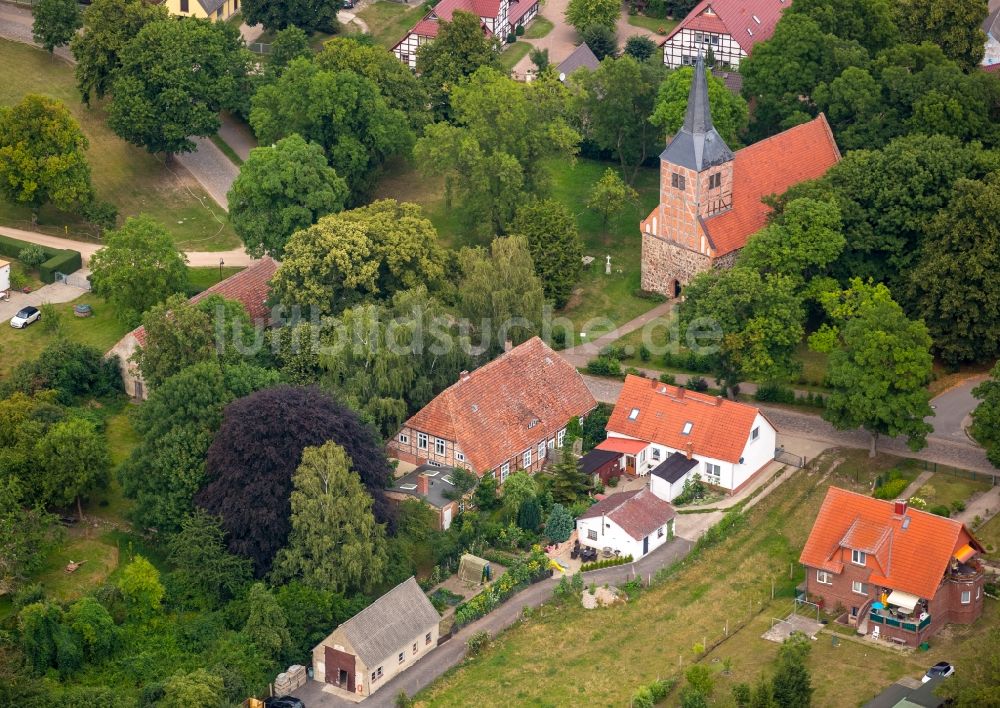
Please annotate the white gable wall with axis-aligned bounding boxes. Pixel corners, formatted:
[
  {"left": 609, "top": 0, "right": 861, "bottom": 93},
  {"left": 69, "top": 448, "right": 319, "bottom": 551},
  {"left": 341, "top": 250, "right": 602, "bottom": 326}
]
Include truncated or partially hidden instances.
[{"left": 576, "top": 513, "right": 672, "bottom": 559}]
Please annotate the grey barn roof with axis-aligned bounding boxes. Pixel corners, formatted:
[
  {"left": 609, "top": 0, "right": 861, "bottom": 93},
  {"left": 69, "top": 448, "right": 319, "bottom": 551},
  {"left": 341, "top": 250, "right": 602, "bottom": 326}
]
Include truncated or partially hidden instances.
[
  {"left": 650, "top": 452, "right": 698, "bottom": 484},
  {"left": 660, "top": 53, "right": 734, "bottom": 171},
  {"left": 339, "top": 577, "right": 440, "bottom": 666},
  {"left": 579, "top": 448, "right": 619, "bottom": 475},
  {"left": 558, "top": 43, "right": 600, "bottom": 78}
]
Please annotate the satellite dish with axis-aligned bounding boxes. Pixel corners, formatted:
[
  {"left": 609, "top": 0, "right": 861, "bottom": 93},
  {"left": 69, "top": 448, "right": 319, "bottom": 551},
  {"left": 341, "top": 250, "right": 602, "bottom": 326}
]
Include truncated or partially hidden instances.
[
  {"left": 559, "top": 72, "right": 566, "bottom": 81},
  {"left": 739, "top": 457, "right": 745, "bottom": 464}
]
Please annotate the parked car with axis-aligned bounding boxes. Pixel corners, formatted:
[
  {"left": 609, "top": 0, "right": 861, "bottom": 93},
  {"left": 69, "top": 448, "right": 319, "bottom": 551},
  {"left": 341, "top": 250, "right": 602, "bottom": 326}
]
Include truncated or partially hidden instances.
[
  {"left": 922, "top": 661, "right": 954, "bottom": 683},
  {"left": 342, "top": 0, "right": 355, "bottom": 7},
  {"left": 264, "top": 696, "right": 305, "bottom": 708},
  {"left": 10, "top": 306, "right": 40, "bottom": 328}
]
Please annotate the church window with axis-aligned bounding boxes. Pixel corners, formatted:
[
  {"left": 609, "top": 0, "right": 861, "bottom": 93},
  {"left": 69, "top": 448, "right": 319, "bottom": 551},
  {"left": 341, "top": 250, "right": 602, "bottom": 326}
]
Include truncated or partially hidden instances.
[
  {"left": 671, "top": 172, "right": 686, "bottom": 190},
  {"left": 709, "top": 173, "right": 721, "bottom": 189}
]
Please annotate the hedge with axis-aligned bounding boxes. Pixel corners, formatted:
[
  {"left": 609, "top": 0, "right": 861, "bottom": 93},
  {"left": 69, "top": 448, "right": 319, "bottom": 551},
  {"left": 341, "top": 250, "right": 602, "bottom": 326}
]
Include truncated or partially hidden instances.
[
  {"left": 580, "top": 554, "right": 634, "bottom": 572},
  {"left": 0, "top": 234, "right": 82, "bottom": 284}
]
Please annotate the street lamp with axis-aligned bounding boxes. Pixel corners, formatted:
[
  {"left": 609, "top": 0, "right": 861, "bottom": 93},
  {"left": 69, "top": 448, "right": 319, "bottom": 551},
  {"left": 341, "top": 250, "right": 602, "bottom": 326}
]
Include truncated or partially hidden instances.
[{"left": 219, "top": 257, "right": 224, "bottom": 281}]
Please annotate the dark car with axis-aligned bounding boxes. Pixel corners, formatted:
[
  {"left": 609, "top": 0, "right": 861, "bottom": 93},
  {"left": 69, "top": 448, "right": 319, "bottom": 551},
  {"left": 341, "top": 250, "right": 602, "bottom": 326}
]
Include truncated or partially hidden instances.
[
  {"left": 342, "top": 0, "right": 355, "bottom": 7},
  {"left": 922, "top": 661, "right": 954, "bottom": 683},
  {"left": 264, "top": 696, "right": 305, "bottom": 708}
]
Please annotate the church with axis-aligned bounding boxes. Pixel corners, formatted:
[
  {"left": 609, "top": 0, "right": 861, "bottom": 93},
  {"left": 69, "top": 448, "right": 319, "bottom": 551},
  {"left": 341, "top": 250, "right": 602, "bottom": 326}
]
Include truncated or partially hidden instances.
[{"left": 640, "top": 55, "right": 841, "bottom": 298}]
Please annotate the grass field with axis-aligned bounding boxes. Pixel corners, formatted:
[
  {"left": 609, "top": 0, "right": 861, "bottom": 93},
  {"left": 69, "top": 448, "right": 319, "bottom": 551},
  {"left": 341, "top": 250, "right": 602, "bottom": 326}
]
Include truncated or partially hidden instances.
[
  {"left": 500, "top": 41, "right": 532, "bottom": 70},
  {"left": 0, "top": 39, "right": 239, "bottom": 251},
  {"left": 416, "top": 452, "right": 993, "bottom": 707},
  {"left": 914, "top": 473, "right": 993, "bottom": 513},
  {"left": 522, "top": 15, "right": 555, "bottom": 39},
  {"left": 975, "top": 513, "right": 1000, "bottom": 559},
  {"left": 358, "top": 1, "right": 429, "bottom": 48},
  {"left": 627, "top": 15, "right": 679, "bottom": 35}
]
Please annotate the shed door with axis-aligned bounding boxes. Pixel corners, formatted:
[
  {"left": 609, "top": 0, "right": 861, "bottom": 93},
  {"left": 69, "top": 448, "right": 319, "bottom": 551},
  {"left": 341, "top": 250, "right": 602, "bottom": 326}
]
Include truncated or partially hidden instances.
[
  {"left": 442, "top": 506, "right": 452, "bottom": 530},
  {"left": 643, "top": 535, "right": 649, "bottom": 556},
  {"left": 325, "top": 646, "right": 356, "bottom": 692}
]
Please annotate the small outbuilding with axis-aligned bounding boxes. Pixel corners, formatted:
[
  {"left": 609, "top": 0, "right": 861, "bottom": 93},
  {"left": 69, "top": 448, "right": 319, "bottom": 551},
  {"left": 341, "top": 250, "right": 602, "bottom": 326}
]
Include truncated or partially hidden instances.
[
  {"left": 579, "top": 448, "right": 624, "bottom": 485},
  {"left": 457, "top": 553, "right": 492, "bottom": 586},
  {"left": 577, "top": 488, "right": 676, "bottom": 560},
  {"left": 385, "top": 464, "right": 461, "bottom": 530},
  {"left": 649, "top": 452, "right": 699, "bottom": 502},
  {"left": 312, "top": 577, "right": 440, "bottom": 700}
]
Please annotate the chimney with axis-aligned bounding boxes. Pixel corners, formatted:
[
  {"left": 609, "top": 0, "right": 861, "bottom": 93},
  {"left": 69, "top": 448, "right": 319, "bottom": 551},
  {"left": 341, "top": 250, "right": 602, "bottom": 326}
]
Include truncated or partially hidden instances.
[
  {"left": 677, "top": 387, "right": 685, "bottom": 400},
  {"left": 504, "top": 339, "right": 513, "bottom": 353},
  {"left": 893, "top": 499, "right": 907, "bottom": 516},
  {"left": 715, "top": 396, "right": 723, "bottom": 406},
  {"left": 417, "top": 474, "right": 429, "bottom": 496},
  {"left": 459, "top": 370, "right": 470, "bottom": 382},
  {"left": 685, "top": 442, "right": 694, "bottom": 460}
]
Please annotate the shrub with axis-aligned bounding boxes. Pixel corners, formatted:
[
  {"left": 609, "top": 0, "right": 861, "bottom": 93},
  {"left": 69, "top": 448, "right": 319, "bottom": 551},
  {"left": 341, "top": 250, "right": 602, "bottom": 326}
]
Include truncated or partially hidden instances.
[
  {"left": 754, "top": 382, "right": 796, "bottom": 404},
  {"left": 466, "top": 630, "right": 490, "bottom": 655},
  {"left": 506, "top": 32, "right": 517, "bottom": 43},
  {"left": 929, "top": 504, "right": 951, "bottom": 517},
  {"left": 81, "top": 199, "right": 118, "bottom": 232},
  {"left": 39, "top": 303, "right": 63, "bottom": 335},
  {"left": 659, "top": 372, "right": 677, "bottom": 385},
  {"left": 580, "top": 554, "right": 633, "bottom": 572},
  {"left": 624, "top": 366, "right": 642, "bottom": 377},
  {"left": 638, "top": 344, "right": 651, "bottom": 361},
  {"left": 872, "top": 477, "right": 910, "bottom": 500},
  {"left": 607, "top": 475, "right": 619, "bottom": 488},
  {"left": 515, "top": 24, "right": 525, "bottom": 35},
  {"left": 685, "top": 376, "right": 709, "bottom": 392},
  {"left": 951, "top": 500, "right": 966, "bottom": 512},
  {"left": 18, "top": 245, "right": 46, "bottom": 268},
  {"left": 600, "top": 344, "right": 627, "bottom": 359},
  {"left": 586, "top": 356, "right": 622, "bottom": 377},
  {"left": 663, "top": 350, "right": 714, "bottom": 373}
]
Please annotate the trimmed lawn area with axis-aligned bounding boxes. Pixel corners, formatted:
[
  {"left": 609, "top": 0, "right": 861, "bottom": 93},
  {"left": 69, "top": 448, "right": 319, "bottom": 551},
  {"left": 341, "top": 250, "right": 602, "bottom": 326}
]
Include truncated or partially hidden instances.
[
  {"left": 33, "top": 535, "right": 119, "bottom": 603},
  {"left": 913, "top": 473, "right": 993, "bottom": 514},
  {"left": 523, "top": 15, "right": 554, "bottom": 39},
  {"left": 975, "top": 513, "right": 1000, "bottom": 560},
  {"left": 0, "top": 40, "right": 240, "bottom": 251},
  {"left": 627, "top": 15, "right": 678, "bottom": 35},
  {"left": 500, "top": 40, "right": 532, "bottom": 70},
  {"left": 357, "top": 1, "right": 429, "bottom": 48}
]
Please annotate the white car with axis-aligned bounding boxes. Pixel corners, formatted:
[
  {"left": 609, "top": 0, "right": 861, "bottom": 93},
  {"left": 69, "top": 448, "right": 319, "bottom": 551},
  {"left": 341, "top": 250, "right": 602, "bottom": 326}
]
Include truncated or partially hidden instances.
[
  {"left": 10, "top": 306, "right": 40, "bottom": 328},
  {"left": 922, "top": 661, "right": 954, "bottom": 683}
]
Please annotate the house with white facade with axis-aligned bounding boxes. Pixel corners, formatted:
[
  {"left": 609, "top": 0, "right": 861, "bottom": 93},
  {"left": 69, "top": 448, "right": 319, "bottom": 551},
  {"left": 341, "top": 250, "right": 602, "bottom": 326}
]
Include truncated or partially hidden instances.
[
  {"left": 602, "top": 375, "right": 776, "bottom": 497},
  {"left": 576, "top": 488, "right": 676, "bottom": 559},
  {"left": 392, "top": 0, "right": 539, "bottom": 69},
  {"left": 662, "top": 0, "right": 790, "bottom": 69}
]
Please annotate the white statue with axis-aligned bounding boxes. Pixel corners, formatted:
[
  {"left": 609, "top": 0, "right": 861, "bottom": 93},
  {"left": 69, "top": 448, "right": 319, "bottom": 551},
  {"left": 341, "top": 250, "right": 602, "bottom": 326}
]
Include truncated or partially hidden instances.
[{"left": 605, "top": 255, "right": 611, "bottom": 275}]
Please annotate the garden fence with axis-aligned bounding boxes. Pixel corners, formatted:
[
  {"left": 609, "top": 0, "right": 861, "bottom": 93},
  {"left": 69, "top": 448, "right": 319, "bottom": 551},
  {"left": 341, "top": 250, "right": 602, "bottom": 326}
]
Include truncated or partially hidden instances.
[{"left": 912, "top": 459, "right": 998, "bottom": 486}]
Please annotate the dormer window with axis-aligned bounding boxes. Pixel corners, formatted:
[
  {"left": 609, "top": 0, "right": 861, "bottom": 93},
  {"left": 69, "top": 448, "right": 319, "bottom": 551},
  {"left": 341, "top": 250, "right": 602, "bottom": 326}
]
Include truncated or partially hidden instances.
[
  {"left": 629, "top": 408, "right": 640, "bottom": 420},
  {"left": 851, "top": 549, "right": 866, "bottom": 566},
  {"left": 682, "top": 422, "right": 693, "bottom": 435}
]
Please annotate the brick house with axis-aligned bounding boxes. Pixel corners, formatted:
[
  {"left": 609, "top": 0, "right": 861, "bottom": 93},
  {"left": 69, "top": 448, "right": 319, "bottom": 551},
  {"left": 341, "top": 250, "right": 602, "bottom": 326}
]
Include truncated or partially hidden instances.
[
  {"left": 603, "top": 375, "right": 776, "bottom": 497},
  {"left": 387, "top": 337, "right": 597, "bottom": 484},
  {"left": 385, "top": 464, "right": 462, "bottom": 531},
  {"left": 392, "top": 0, "right": 539, "bottom": 69},
  {"left": 106, "top": 257, "right": 277, "bottom": 399},
  {"left": 639, "top": 54, "right": 840, "bottom": 298},
  {"left": 800, "top": 487, "right": 986, "bottom": 647},
  {"left": 662, "top": 0, "right": 790, "bottom": 70}
]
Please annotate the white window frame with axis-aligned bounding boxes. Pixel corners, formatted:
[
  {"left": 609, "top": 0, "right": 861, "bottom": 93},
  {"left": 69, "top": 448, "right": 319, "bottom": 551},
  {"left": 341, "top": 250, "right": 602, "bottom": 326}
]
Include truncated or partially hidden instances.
[
  {"left": 455, "top": 451, "right": 465, "bottom": 463},
  {"left": 961, "top": 590, "right": 971, "bottom": 605},
  {"left": 523, "top": 449, "right": 532, "bottom": 468},
  {"left": 816, "top": 570, "right": 832, "bottom": 585},
  {"left": 538, "top": 441, "right": 546, "bottom": 460},
  {"left": 425, "top": 632, "right": 432, "bottom": 645},
  {"left": 852, "top": 581, "right": 866, "bottom": 595},
  {"left": 651, "top": 447, "right": 661, "bottom": 461},
  {"left": 434, "top": 437, "right": 445, "bottom": 456},
  {"left": 417, "top": 432, "right": 428, "bottom": 450},
  {"left": 704, "top": 462, "right": 721, "bottom": 485},
  {"left": 587, "top": 529, "right": 597, "bottom": 540},
  {"left": 398, "top": 431, "right": 409, "bottom": 445},
  {"left": 639, "top": 448, "right": 646, "bottom": 463},
  {"left": 398, "top": 652, "right": 405, "bottom": 664},
  {"left": 557, "top": 429, "right": 566, "bottom": 447},
  {"left": 851, "top": 549, "right": 866, "bottom": 566},
  {"left": 500, "top": 463, "right": 510, "bottom": 483}
]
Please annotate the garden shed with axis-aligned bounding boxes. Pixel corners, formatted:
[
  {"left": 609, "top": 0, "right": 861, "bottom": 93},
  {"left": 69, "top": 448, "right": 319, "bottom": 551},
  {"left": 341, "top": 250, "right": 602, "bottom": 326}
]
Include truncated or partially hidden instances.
[{"left": 458, "top": 553, "right": 492, "bottom": 586}]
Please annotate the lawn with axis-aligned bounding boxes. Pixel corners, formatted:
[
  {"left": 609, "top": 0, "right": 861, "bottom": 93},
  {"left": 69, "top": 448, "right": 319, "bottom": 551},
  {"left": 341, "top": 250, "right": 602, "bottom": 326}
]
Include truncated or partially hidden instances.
[
  {"left": 627, "top": 15, "right": 679, "bottom": 35},
  {"left": 357, "top": 0, "right": 429, "bottom": 48},
  {"left": 522, "top": 15, "right": 554, "bottom": 39},
  {"left": 33, "top": 535, "right": 119, "bottom": 603},
  {"left": 500, "top": 40, "right": 532, "bottom": 70},
  {"left": 975, "top": 513, "right": 1000, "bottom": 560},
  {"left": 912, "top": 473, "right": 993, "bottom": 514},
  {"left": 188, "top": 264, "right": 245, "bottom": 292},
  {"left": 0, "top": 39, "right": 239, "bottom": 251}
]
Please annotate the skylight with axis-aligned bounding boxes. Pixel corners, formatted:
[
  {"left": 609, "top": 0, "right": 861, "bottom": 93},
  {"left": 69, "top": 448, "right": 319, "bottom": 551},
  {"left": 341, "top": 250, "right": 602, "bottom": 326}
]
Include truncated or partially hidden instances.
[
  {"left": 747, "top": 28, "right": 753, "bottom": 36},
  {"left": 682, "top": 422, "right": 693, "bottom": 435},
  {"left": 400, "top": 484, "right": 417, "bottom": 491},
  {"left": 442, "top": 475, "right": 455, "bottom": 485},
  {"left": 752, "top": 14, "right": 761, "bottom": 23},
  {"left": 425, "top": 470, "right": 439, "bottom": 477},
  {"left": 629, "top": 408, "right": 640, "bottom": 420}
]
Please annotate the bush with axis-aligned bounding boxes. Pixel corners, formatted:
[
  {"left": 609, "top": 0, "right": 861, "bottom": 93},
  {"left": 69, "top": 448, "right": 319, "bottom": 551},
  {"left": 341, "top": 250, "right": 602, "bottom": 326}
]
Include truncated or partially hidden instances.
[
  {"left": 952, "top": 500, "right": 966, "bottom": 512},
  {"left": 659, "top": 372, "right": 677, "bottom": 385},
  {"left": 929, "top": 504, "right": 951, "bottom": 517},
  {"left": 685, "top": 376, "right": 709, "bottom": 392},
  {"left": 754, "top": 382, "right": 796, "bottom": 404},
  {"left": 607, "top": 475, "right": 619, "bottom": 488},
  {"left": 506, "top": 32, "right": 517, "bottom": 43},
  {"left": 38, "top": 303, "right": 63, "bottom": 335},
  {"left": 452, "top": 548, "right": 550, "bottom": 628},
  {"left": 580, "top": 554, "right": 633, "bottom": 572},
  {"left": 586, "top": 356, "right": 622, "bottom": 377},
  {"left": 600, "top": 344, "right": 627, "bottom": 359},
  {"left": 38, "top": 249, "right": 82, "bottom": 283},
  {"left": 18, "top": 245, "right": 47, "bottom": 268},
  {"left": 663, "top": 350, "right": 714, "bottom": 373},
  {"left": 638, "top": 344, "right": 651, "bottom": 361},
  {"left": 466, "top": 630, "right": 490, "bottom": 655},
  {"left": 81, "top": 199, "right": 118, "bottom": 232},
  {"left": 515, "top": 24, "right": 525, "bottom": 35},
  {"left": 872, "top": 477, "right": 910, "bottom": 500}
]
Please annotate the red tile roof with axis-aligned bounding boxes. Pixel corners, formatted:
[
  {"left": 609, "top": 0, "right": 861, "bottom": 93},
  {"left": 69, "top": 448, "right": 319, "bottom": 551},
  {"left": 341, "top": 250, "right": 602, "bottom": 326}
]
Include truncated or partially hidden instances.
[
  {"left": 401, "top": 0, "right": 503, "bottom": 40},
  {"left": 606, "top": 375, "right": 767, "bottom": 463},
  {"left": 667, "top": 0, "right": 789, "bottom": 54},
  {"left": 799, "top": 487, "right": 985, "bottom": 600},
  {"left": 402, "top": 337, "right": 597, "bottom": 473},
  {"left": 579, "top": 488, "right": 676, "bottom": 540},
  {"left": 596, "top": 437, "right": 649, "bottom": 455},
  {"left": 702, "top": 114, "right": 840, "bottom": 255}
]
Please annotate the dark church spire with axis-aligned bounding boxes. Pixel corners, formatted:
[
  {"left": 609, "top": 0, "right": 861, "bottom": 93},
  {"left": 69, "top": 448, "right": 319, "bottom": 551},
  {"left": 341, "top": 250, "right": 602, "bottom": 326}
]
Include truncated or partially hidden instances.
[{"left": 660, "top": 52, "right": 734, "bottom": 172}]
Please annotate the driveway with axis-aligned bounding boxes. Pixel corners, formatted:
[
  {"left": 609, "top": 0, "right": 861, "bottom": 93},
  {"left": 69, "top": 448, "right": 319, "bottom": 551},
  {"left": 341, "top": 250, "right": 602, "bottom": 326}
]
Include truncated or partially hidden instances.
[
  {"left": 927, "top": 376, "right": 987, "bottom": 444},
  {"left": 0, "top": 280, "right": 89, "bottom": 321}
]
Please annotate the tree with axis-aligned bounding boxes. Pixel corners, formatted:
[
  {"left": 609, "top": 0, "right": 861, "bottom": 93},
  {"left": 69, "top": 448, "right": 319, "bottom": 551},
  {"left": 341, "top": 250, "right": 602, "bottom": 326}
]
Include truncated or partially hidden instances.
[
  {"left": 250, "top": 57, "right": 412, "bottom": 203},
  {"left": 650, "top": 66, "right": 749, "bottom": 148},
  {"left": 117, "top": 555, "right": 164, "bottom": 618},
  {"left": 896, "top": 0, "right": 987, "bottom": 69},
  {"left": 242, "top": 583, "right": 292, "bottom": 660},
  {"left": 64, "top": 596, "right": 116, "bottom": 662},
  {"left": 228, "top": 135, "right": 347, "bottom": 259},
  {"left": 473, "top": 473, "right": 499, "bottom": 510},
  {"left": 1, "top": 340, "right": 121, "bottom": 405},
  {"left": 17, "top": 601, "right": 65, "bottom": 675},
  {"left": 530, "top": 47, "right": 550, "bottom": 72},
  {"left": 265, "top": 25, "right": 311, "bottom": 77},
  {"left": 0, "top": 94, "right": 92, "bottom": 219},
  {"left": 70, "top": 0, "right": 167, "bottom": 105},
  {"left": 108, "top": 18, "right": 251, "bottom": 155},
  {"left": 511, "top": 200, "right": 584, "bottom": 308},
  {"left": 624, "top": 35, "right": 657, "bottom": 62},
  {"left": 456, "top": 236, "right": 546, "bottom": 355},
  {"left": 415, "top": 11, "right": 502, "bottom": 119},
  {"left": 32, "top": 0, "right": 81, "bottom": 53},
  {"left": 565, "top": 0, "right": 619, "bottom": 33},
  {"left": 241, "top": 0, "right": 339, "bottom": 33},
  {"left": 166, "top": 509, "right": 252, "bottom": 608},
  {"left": 516, "top": 496, "right": 542, "bottom": 532},
  {"left": 88, "top": 215, "right": 188, "bottom": 328},
  {"left": 273, "top": 442, "right": 388, "bottom": 593},
  {"left": 0, "top": 478, "right": 60, "bottom": 594},
  {"left": 545, "top": 503, "right": 573, "bottom": 543},
  {"left": 971, "top": 364, "right": 1000, "bottom": 468},
  {"left": 501, "top": 471, "right": 536, "bottom": 516},
  {"left": 570, "top": 56, "right": 665, "bottom": 183},
  {"left": 443, "top": 468, "right": 479, "bottom": 503},
  {"left": 271, "top": 200, "right": 446, "bottom": 316},
  {"left": 119, "top": 361, "right": 279, "bottom": 533},
  {"left": 785, "top": 0, "right": 898, "bottom": 55},
  {"left": 549, "top": 450, "right": 590, "bottom": 504},
  {"left": 276, "top": 581, "right": 367, "bottom": 660},
  {"left": 580, "top": 24, "right": 617, "bottom": 60},
  {"left": 772, "top": 634, "right": 813, "bottom": 707},
  {"left": 679, "top": 267, "right": 805, "bottom": 393},
  {"left": 582, "top": 403, "right": 612, "bottom": 451},
  {"left": 195, "top": 386, "right": 394, "bottom": 576},
  {"left": 159, "top": 669, "right": 224, "bottom": 708},
  {"left": 415, "top": 68, "right": 580, "bottom": 235},
  {"left": 906, "top": 175, "right": 1000, "bottom": 365},
  {"left": 587, "top": 168, "right": 638, "bottom": 228},
  {"left": 811, "top": 280, "right": 934, "bottom": 456},
  {"left": 35, "top": 417, "right": 110, "bottom": 520}
]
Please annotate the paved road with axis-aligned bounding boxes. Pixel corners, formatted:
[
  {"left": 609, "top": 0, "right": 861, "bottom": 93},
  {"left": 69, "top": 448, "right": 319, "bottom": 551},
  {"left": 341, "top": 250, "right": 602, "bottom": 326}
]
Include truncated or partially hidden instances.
[
  {"left": 219, "top": 112, "right": 258, "bottom": 161},
  {"left": 927, "top": 377, "right": 986, "bottom": 444},
  {"left": 0, "top": 1, "right": 73, "bottom": 62}
]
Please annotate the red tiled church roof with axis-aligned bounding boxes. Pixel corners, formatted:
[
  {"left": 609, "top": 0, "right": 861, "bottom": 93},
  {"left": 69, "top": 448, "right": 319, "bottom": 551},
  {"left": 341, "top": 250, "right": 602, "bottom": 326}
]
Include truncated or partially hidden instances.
[
  {"left": 799, "top": 487, "right": 985, "bottom": 600},
  {"left": 702, "top": 114, "right": 841, "bottom": 255},
  {"left": 667, "top": 0, "right": 789, "bottom": 54},
  {"left": 606, "top": 375, "right": 767, "bottom": 463},
  {"left": 579, "top": 488, "right": 676, "bottom": 540},
  {"left": 402, "top": 337, "right": 597, "bottom": 473}
]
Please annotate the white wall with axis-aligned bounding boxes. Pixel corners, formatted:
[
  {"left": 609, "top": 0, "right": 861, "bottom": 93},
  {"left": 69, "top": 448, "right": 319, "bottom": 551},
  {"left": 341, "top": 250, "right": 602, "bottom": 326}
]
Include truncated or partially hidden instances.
[
  {"left": 650, "top": 472, "right": 689, "bottom": 502},
  {"left": 577, "top": 515, "right": 670, "bottom": 559}
]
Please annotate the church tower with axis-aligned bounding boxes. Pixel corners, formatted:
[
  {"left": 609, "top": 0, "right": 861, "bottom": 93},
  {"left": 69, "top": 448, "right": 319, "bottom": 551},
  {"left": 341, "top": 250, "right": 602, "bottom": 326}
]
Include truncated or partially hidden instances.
[{"left": 641, "top": 53, "right": 734, "bottom": 296}]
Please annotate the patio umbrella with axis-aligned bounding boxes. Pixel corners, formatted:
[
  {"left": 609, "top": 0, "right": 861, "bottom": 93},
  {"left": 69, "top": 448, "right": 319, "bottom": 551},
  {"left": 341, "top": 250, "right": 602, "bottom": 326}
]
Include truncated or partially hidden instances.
[{"left": 872, "top": 602, "right": 884, "bottom": 610}]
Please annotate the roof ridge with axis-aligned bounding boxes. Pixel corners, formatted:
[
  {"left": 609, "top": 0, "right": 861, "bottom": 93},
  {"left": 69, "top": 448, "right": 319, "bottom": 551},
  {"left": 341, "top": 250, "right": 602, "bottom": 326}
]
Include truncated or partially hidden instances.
[{"left": 733, "top": 115, "right": 829, "bottom": 157}]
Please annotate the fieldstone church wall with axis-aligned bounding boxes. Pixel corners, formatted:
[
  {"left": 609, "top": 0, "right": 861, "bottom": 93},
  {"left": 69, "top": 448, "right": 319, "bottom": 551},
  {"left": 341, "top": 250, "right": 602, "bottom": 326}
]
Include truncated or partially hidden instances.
[{"left": 641, "top": 233, "right": 712, "bottom": 296}]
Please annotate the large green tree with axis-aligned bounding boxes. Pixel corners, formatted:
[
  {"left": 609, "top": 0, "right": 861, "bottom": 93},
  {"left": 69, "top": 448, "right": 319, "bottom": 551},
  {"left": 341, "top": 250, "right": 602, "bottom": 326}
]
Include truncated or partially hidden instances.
[
  {"left": 565, "top": 0, "right": 620, "bottom": 32},
  {"left": 241, "top": 0, "right": 339, "bottom": 33},
  {"left": 896, "top": 0, "right": 988, "bottom": 69},
  {"left": 250, "top": 57, "right": 412, "bottom": 204},
  {"left": 785, "top": 0, "right": 898, "bottom": 54},
  {"left": 0, "top": 94, "right": 92, "bottom": 219},
  {"left": 70, "top": 0, "right": 168, "bottom": 105},
  {"left": 811, "top": 280, "right": 934, "bottom": 456},
  {"left": 415, "top": 11, "right": 502, "bottom": 119},
  {"left": 0, "top": 478, "right": 60, "bottom": 594},
  {"left": 971, "top": 364, "right": 1000, "bottom": 468},
  {"left": 108, "top": 18, "right": 251, "bottom": 155},
  {"left": 679, "top": 267, "right": 805, "bottom": 393},
  {"left": 587, "top": 167, "right": 638, "bottom": 228},
  {"left": 271, "top": 199, "right": 446, "bottom": 316},
  {"left": 32, "top": 0, "right": 82, "bottom": 53},
  {"left": 228, "top": 134, "right": 347, "bottom": 259},
  {"left": 416, "top": 68, "right": 579, "bottom": 235},
  {"left": 906, "top": 175, "right": 1000, "bottom": 365},
  {"left": 511, "top": 199, "right": 583, "bottom": 308},
  {"left": 570, "top": 55, "right": 665, "bottom": 184},
  {"left": 166, "top": 509, "right": 253, "bottom": 608},
  {"left": 159, "top": 669, "right": 225, "bottom": 708},
  {"left": 242, "top": 583, "right": 292, "bottom": 660},
  {"left": 549, "top": 450, "right": 590, "bottom": 504},
  {"left": 650, "top": 66, "right": 748, "bottom": 148},
  {"left": 35, "top": 417, "right": 110, "bottom": 520},
  {"left": 273, "top": 442, "right": 388, "bottom": 594},
  {"left": 117, "top": 555, "right": 164, "bottom": 618},
  {"left": 88, "top": 215, "right": 188, "bottom": 328}
]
